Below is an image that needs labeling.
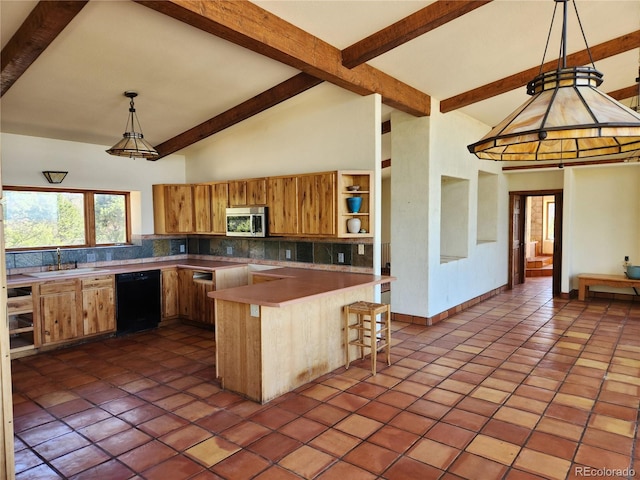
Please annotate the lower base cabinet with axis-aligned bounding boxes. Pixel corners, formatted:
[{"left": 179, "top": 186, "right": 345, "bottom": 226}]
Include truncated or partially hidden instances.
[
  {"left": 82, "top": 276, "right": 115, "bottom": 335},
  {"left": 38, "top": 276, "right": 116, "bottom": 347},
  {"left": 39, "top": 280, "right": 80, "bottom": 345},
  {"left": 178, "top": 269, "right": 215, "bottom": 326}
]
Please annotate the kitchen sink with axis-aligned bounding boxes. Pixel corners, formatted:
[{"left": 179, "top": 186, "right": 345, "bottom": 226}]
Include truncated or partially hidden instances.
[{"left": 27, "top": 267, "right": 106, "bottom": 278}]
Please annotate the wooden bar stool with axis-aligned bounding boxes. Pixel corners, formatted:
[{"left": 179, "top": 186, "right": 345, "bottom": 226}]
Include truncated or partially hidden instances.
[{"left": 344, "top": 301, "right": 391, "bottom": 375}]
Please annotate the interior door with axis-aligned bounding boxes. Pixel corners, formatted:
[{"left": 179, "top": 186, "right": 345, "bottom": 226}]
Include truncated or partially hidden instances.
[{"left": 509, "top": 194, "right": 525, "bottom": 288}]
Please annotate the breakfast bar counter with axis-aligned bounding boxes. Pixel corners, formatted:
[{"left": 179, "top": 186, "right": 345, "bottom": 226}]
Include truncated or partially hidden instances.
[{"left": 208, "top": 267, "right": 393, "bottom": 403}]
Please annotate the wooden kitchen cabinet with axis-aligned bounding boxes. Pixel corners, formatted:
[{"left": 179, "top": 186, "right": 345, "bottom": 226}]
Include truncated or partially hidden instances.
[
  {"left": 299, "top": 172, "right": 336, "bottom": 236},
  {"left": 267, "top": 176, "right": 299, "bottom": 235},
  {"left": 162, "top": 268, "right": 180, "bottom": 320},
  {"left": 39, "top": 280, "right": 81, "bottom": 345},
  {"left": 229, "top": 178, "right": 267, "bottom": 206},
  {"left": 211, "top": 182, "right": 229, "bottom": 234},
  {"left": 178, "top": 269, "right": 215, "bottom": 327},
  {"left": 82, "top": 276, "right": 115, "bottom": 335},
  {"left": 153, "top": 184, "right": 195, "bottom": 234},
  {"left": 193, "top": 184, "right": 212, "bottom": 233}
]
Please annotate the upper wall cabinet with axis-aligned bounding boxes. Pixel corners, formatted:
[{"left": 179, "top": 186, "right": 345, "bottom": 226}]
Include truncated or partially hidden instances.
[
  {"left": 229, "top": 178, "right": 267, "bottom": 207},
  {"left": 153, "top": 184, "right": 194, "bottom": 234},
  {"left": 211, "top": 182, "right": 229, "bottom": 235},
  {"left": 153, "top": 170, "right": 373, "bottom": 238},
  {"left": 267, "top": 176, "right": 299, "bottom": 236},
  {"left": 299, "top": 172, "right": 336, "bottom": 236}
]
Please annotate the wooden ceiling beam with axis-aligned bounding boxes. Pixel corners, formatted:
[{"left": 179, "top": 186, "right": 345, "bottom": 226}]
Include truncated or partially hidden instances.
[
  {"left": 153, "top": 73, "right": 322, "bottom": 160},
  {"left": 607, "top": 84, "right": 638, "bottom": 102},
  {"left": 441, "top": 30, "right": 640, "bottom": 113},
  {"left": 1, "top": 1, "right": 88, "bottom": 97},
  {"left": 342, "top": 0, "right": 492, "bottom": 68},
  {"left": 135, "top": 0, "right": 430, "bottom": 117}
]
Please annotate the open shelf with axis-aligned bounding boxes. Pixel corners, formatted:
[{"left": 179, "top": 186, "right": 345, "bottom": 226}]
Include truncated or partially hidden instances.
[
  {"left": 8, "top": 285, "right": 36, "bottom": 356},
  {"left": 337, "top": 170, "right": 373, "bottom": 238}
]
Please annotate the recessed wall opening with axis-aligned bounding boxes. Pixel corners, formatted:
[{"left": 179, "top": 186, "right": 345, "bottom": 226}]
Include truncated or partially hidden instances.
[
  {"left": 477, "top": 171, "right": 498, "bottom": 244},
  {"left": 440, "top": 175, "right": 469, "bottom": 263}
]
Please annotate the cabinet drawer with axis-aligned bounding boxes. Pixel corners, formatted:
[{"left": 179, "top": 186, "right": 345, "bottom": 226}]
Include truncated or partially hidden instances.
[
  {"left": 39, "top": 279, "right": 78, "bottom": 295},
  {"left": 7, "top": 296, "right": 33, "bottom": 314},
  {"left": 81, "top": 276, "right": 114, "bottom": 289}
]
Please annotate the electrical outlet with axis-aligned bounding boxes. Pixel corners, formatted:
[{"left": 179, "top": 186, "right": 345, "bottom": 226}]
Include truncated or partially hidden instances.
[
  {"left": 337, "top": 252, "right": 345, "bottom": 263},
  {"left": 358, "top": 244, "right": 365, "bottom": 255},
  {"left": 87, "top": 253, "right": 96, "bottom": 262},
  {"left": 285, "top": 249, "right": 291, "bottom": 260},
  {"left": 250, "top": 304, "right": 260, "bottom": 317},
  {"left": 180, "top": 244, "right": 186, "bottom": 253},
  {"left": 105, "top": 252, "right": 113, "bottom": 262},
  {"left": 226, "top": 246, "right": 233, "bottom": 255}
]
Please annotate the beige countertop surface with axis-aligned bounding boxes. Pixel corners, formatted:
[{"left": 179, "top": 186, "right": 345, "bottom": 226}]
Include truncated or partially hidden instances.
[{"left": 209, "top": 266, "right": 394, "bottom": 307}]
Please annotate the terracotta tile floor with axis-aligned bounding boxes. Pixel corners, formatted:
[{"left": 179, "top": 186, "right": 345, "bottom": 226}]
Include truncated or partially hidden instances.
[{"left": 11, "top": 277, "right": 640, "bottom": 479}]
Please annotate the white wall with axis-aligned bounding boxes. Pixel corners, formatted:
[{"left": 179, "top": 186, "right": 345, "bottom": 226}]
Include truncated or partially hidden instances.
[
  {"left": 565, "top": 163, "right": 640, "bottom": 293},
  {"left": 427, "top": 104, "right": 508, "bottom": 317},
  {"left": 1, "top": 133, "right": 186, "bottom": 234},
  {"left": 185, "top": 84, "right": 379, "bottom": 180},
  {"left": 505, "top": 169, "right": 564, "bottom": 191},
  {"left": 390, "top": 101, "right": 507, "bottom": 318}
]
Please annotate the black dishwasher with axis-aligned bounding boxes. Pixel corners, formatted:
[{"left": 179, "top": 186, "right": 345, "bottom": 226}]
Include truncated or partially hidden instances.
[{"left": 116, "top": 270, "right": 161, "bottom": 335}]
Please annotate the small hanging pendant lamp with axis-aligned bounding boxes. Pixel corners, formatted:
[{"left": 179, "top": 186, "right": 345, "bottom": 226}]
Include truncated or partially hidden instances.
[
  {"left": 467, "top": 0, "right": 640, "bottom": 162},
  {"left": 106, "top": 91, "right": 159, "bottom": 160}
]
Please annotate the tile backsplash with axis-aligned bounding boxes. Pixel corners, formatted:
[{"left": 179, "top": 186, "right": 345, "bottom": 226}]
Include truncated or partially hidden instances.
[{"left": 6, "top": 236, "right": 373, "bottom": 273}]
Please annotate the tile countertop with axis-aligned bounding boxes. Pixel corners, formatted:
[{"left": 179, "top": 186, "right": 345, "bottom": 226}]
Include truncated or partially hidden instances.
[
  {"left": 5, "top": 259, "right": 241, "bottom": 286},
  {"left": 208, "top": 267, "right": 395, "bottom": 308}
]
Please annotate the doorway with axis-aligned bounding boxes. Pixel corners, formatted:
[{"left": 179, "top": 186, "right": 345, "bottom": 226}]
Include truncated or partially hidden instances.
[{"left": 509, "top": 190, "right": 563, "bottom": 296}]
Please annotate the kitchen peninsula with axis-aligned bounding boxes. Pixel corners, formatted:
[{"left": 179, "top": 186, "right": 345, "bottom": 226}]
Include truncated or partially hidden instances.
[{"left": 209, "top": 267, "right": 393, "bottom": 403}]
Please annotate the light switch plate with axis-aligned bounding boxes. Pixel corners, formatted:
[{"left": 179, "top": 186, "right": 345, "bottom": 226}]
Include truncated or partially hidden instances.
[
  {"left": 180, "top": 244, "right": 186, "bottom": 253},
  {"left": 285, "top": 249, "right": 291, "bottom": 259},
  {"left": 226, "top": 246, "right": 233, "bottom": 255},
  {"left": 250, "top": 304, "right": 260, "bottom": 317},
  {"left": 337, "top": 252, "right": 345, "bottom": 263},
  {"left": 358, "top": 244, "right": 365, "bottom": 255}
]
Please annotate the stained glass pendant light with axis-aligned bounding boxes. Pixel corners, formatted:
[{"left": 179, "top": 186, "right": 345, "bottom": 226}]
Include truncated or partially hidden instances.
[
  {"left": 106, "top": 91, "right": 159, "bottom": 160},
  {"left": 467, "top": 0, "right": 640, "bottom": 162}
]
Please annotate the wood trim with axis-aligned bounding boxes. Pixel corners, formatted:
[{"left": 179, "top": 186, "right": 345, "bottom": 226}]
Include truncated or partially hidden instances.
[
  {"left": 135, "top": 0, "right": 430, "bottom": 118},
  {"left": 1, "top": 1, "right": 88, "bottom": 97},
  {"left": 154, "top": 73, "right": 322, "bottom": 159},
  {"left": 341, "top": 0, "right": 492, "bottom": 68},
  {"left": 441, "top": 30, "right": 640, "bottom": 113}
]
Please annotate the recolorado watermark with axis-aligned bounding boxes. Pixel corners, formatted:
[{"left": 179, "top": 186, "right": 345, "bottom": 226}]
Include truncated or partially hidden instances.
[{"left": 574, "top": 466, "right": 636, "bottom": 477}]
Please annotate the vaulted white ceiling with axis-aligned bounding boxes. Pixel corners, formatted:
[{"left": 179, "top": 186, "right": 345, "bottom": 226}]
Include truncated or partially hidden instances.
[{"left": 1, "top": 0, "right": 638, "bottom": 158}]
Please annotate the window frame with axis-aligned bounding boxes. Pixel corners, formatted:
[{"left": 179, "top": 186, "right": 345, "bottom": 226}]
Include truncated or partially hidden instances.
[{"left": 3, "top": 185, "right": 132, "bottom": 251}]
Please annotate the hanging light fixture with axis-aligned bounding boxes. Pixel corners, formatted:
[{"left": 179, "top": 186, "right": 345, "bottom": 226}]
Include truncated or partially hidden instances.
[
  {"left": 106, "top": 91, "right": 159, "bottom": 160},
  {"left": 467, "top": 0, "right": 640, "bottom": 162}
]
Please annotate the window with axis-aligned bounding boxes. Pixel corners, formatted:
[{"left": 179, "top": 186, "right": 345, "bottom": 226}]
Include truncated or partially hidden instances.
[{"left": 4, "top": 187, "right": 130, "bottom": 250}]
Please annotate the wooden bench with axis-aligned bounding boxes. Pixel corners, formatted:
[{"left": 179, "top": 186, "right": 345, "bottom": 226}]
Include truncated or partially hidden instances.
[{"left": 578, "top": 274, "right": 640, "bottom": 301}]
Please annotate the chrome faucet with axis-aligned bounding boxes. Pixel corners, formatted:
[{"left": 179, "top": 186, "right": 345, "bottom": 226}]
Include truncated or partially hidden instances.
[{"left": 56, "top": 248, "right": 61, "bottom": 270}]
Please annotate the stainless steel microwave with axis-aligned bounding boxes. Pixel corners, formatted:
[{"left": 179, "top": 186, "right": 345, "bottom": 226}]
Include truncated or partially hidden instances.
[{"left": 225, "top": 207, "right": 267, "bottom": 237}]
